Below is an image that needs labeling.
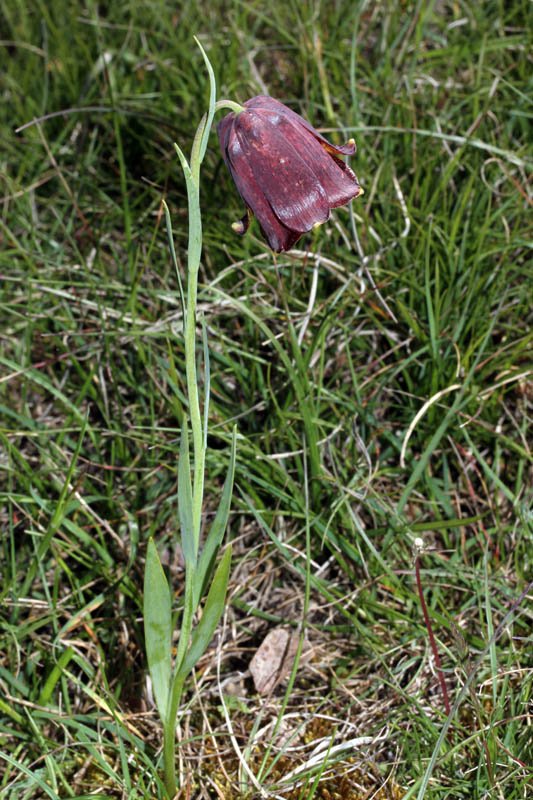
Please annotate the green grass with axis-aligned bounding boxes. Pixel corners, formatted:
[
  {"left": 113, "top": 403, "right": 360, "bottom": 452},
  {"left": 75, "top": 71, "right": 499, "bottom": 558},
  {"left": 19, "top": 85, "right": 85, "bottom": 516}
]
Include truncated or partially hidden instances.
[{"left": 1, "top": 1, "right": 532, "bottom": 798}]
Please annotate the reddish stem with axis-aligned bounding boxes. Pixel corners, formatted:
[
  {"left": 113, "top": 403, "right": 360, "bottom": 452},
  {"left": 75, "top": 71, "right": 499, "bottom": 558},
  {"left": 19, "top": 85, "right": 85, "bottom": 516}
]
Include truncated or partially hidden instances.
[{"left": 415, "top": 554, "right": 452, "bottom": 716}]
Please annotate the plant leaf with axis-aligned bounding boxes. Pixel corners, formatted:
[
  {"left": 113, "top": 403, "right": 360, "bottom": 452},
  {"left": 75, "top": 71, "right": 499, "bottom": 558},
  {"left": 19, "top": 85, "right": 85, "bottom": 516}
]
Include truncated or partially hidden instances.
[
  {"left": 178, "top": 417, "right": 196, "bottom": 566},
  {"left": 178, "top": 544, "right": 232, "bottom": 680},
  {"left": 173, "top": 142, "right": 202, "bottom": 272},
  {"left": 201, "top": 316, "right": 210, "bottom": 453},
  {"left": 193, "top": 36, "right": 217, "bottom": 165},
  {"left": 190, "top": 112, "right": 208, "bottom": 180},
  {"left": 163, "top": 199, "right": 185, "bottom": 320},
  {"left": 143, "top": 539, "right": 172, "bottom": 724},
  {"left": 194, "top": 427, "right": 236, "bottom": 607}
]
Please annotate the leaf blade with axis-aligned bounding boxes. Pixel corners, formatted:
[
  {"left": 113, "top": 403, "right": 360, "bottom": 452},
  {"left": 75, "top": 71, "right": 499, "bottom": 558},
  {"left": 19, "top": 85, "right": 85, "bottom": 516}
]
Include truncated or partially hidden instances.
[
  {"left": 193, "top": 36, "right": 217, "bottom": 165},
  {"left": 178, "top": 544, "right": 232, "bottom": 681},
  {"left": 143, "top": 539, "right": 172, "bottom": 724},
  {"left": 194, "top": 427, "right": 236, "bottom": 607},
  {"left": 178, "top": 417, "right": 196, "bottom": 567}
]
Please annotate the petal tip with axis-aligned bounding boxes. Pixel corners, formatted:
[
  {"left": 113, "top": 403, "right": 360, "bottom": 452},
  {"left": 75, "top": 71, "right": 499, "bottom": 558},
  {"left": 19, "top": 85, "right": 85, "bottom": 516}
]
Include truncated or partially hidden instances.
[{"left": 344, "top": 138, "right": 357, "bottom": 155}]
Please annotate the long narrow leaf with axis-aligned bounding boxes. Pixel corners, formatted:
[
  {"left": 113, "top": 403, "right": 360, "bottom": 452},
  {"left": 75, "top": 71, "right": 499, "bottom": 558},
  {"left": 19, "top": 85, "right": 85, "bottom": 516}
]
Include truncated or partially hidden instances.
[
  {"left": 201, "top": 316, "right": 211, "bottom": 453},
  {"left": 163, "top": 199, "right": 185, "bottom": 320},
  {"left": 178, "top": 545, "right": 232, "bottom": 680},
  {"left": 190, "top": 113, "right": 207, "bottom": 182},
  {"left": 173, "top": 142, "right": 202, "bottom": 274},
  {"left": 178, "top": 418, "right": 196, "bottom": 566},
  {"left": 194, "top": 427, "right": 236, "bottom": 607},
  {"left": 143, "top": 539, "right": 172, "bottom": 724},
  {"left": 193, "top": 36, "right": 216, "bottom": 164}
]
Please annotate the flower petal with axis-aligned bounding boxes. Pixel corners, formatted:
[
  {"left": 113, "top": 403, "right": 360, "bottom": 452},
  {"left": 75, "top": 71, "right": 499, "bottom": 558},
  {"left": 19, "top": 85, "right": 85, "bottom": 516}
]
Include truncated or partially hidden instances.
[
  {"left": 217, "top": 113, "right": 234, "bottom": 157},
  {"left": 245, "top": 95, "right": 357, "bottom": 156},
  {"left": 233, "top": 109, "right": 331, "bottom": 233},
  {"left": 219, "top": 120, "right": 301, "bottom": 252},
  {"left": 250, "top": 108, "right": 361, "bottom": 210},
  {"left": 218, "top": 96, "right": 362, "bottom": 252}
]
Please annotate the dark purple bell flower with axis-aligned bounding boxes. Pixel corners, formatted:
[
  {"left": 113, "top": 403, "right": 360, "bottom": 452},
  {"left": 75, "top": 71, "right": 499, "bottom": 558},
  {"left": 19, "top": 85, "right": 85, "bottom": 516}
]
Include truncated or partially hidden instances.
[{"left": 217, "top": 95, "right": 363, "bottom": 253}]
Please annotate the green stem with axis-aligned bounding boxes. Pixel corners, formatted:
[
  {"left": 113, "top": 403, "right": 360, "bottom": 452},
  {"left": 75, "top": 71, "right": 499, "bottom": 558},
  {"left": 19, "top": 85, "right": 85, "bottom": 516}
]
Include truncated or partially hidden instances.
[
  {"left": 172, "top": 141, "right": 206, "bottom": 555},
  {"left": 184, "top": 107, "right": 244, "bottom": 546},
  {"left": 162, "top": 572, "right": 195, "bottom": 799},
  {"left": 162, "top": 674, "right": 186, "bottom": 798},
  {"left": 159, "top": 61, "right": 243, "bottom": 800},
  {"left": 162, "top": 98, "right": 218, "bottom": 800},
  {"left": 161, "top": 159, "right": 204, "bottom": 800},
  {"left": 183, "top": 196, "right": 205, "bottom": 546},
  {"left": 214, "top": 99, "right": 245, "bottom": 115},
  {"left": 163, "top": 715, "right": 177, "bottom": 798}
]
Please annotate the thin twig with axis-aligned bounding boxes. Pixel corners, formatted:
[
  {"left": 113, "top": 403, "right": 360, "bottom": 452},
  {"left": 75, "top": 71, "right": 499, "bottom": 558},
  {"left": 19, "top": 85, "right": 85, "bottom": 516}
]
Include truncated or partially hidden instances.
[{"left": 414, "top": 552, "right": 451, "bottom": 716}]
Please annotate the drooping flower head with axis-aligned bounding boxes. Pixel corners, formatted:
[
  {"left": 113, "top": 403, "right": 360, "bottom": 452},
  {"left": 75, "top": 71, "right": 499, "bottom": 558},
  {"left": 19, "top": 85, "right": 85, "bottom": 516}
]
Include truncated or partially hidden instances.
[{"left": 217, "top": 95, "right": 363, "bottom": 253}]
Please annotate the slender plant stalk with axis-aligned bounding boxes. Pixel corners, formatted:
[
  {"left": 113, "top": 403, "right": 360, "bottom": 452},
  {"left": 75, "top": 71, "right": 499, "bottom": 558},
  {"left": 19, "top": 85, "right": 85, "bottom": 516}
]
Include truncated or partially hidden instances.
[
  {"left": 156, "top": 47, "right": 243, "bottom": 797},
  {"left": 183, "top": 179, "right": 205, "bottom": 546},
  {"left": 160, "top": 135, "right": 203, "bottom": 799},
  {"left": 414, "top": 554, "right": 451, "bottom": 716},
  {"left": 163, "top": 675, "right": 186, "bottom": 795}
]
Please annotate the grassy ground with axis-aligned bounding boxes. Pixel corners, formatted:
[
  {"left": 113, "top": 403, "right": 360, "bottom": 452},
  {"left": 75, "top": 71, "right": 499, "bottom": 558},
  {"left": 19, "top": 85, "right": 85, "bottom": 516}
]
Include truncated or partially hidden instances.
[{"left": 1, "top": 1, "right": 532, "bottom": 798}]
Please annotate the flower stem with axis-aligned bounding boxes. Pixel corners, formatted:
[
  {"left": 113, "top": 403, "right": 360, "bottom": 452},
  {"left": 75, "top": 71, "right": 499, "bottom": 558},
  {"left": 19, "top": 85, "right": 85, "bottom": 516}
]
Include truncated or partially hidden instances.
[
  {"left": 214, "top": 99, "right": 245, "bottom": 115},
  {"left": 184, "top": 209, "right": 205, "bottom": 546},
  {"left": 163, "top": 135, "right": 206, "bottom": 800},
  {"left": 160, "top": 60, "right": 239, "bottom": 798},
  {"left": 163, "top": 716, "right": 177, "bottom": 798}
]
